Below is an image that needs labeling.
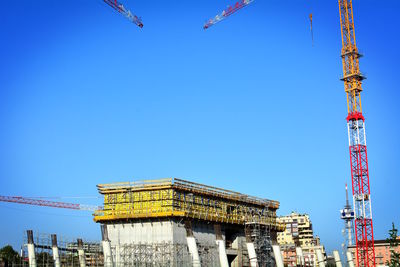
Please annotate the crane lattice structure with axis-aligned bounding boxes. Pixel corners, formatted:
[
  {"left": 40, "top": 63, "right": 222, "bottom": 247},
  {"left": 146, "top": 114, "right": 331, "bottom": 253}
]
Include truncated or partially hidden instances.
[
  {"left": 103, "top": 0, "right": 143, "bottom": 28},
  {"left": 0, "top": 195, "right": 101, "bottom": 211},
  {"left": 338, "top": 1, "right": 376, "bottom": 266},
  {"left": 203, "top": 0, "right": 254, "bottom": 29}
]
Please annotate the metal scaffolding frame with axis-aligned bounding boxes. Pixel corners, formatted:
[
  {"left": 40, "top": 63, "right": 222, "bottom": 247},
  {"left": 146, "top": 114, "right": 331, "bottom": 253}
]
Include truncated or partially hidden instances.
[
  {"left": 21, "top": 231, "right": 104, "bottom": 267},
  {"left": 111, "top": 242, "right": 220, "bottom": 267},
  {"left": 245, "top": 222, "right": 273, "bottom": 267}
]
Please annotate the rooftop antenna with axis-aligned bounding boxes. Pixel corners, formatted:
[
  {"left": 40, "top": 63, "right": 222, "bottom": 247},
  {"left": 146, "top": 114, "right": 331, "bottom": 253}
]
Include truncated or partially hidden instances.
[{"left": 340, "top": 184, "right": 355, "bottom": 264}]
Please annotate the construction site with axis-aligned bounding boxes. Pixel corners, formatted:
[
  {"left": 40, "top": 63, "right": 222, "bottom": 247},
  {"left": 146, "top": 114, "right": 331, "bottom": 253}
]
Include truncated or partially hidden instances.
[{"left": 1, "top": 0, "right": 399, "bottom": 267}]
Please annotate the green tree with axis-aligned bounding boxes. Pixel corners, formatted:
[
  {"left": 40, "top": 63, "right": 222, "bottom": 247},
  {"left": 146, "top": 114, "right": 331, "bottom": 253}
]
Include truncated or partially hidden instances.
[
  {"left": 0, "top": 245, "right": 20, "bottom": 265},
  {"left": 387, "top": 222, "right": 400, "bottom": 267}
]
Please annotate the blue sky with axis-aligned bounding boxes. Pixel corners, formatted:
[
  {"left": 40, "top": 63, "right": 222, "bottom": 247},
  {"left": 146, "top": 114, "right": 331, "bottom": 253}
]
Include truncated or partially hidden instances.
[{"left": 0, "top": 0, "right": 399, "bottom": 254}]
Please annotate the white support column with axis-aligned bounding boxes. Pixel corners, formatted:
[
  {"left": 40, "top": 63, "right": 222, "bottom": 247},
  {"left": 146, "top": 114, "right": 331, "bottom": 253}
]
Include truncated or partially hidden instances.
[
  {"left": 272, "top": 245, "right": 284, "bottom": 267},
  {"left": 296, "top": 247, "right": 305, "bottom": 266},
  {"left": 27, "top": 230, "right": 36, "bottom": 267},
  {"left": 346, "top": 251, "right": 355, "bottom": 267},
  {"left": 316, "top": 249, "right": 326, "bottom": 267},
  {"left": 214, "top": 224, "right": 228, "bottom": 267},
  {"left": 216, "top": 240, "right": 229, "bottom": 267},
  {"left": 246, "top": 242, "right": 258, "bottom": 267},
  {"left": 333, "top": 250, "right": 342, "bottom": 267},
  {"left": 77, "top": 239, "right": 86, "bottom": 267},
  {"left": 115, "top": 244, "right": 121, "bottom": 266},
  {"left": 51, "top": 234, "right": 60, "bottom": 267},
  {"left": 27, "top": 244, "right": 36, "bottom": 267},
  {"left": 185, "top": 221, "right": 201, "bottom": 267},
  {"left": 187, "top": 236, "right": 201, "bottom": 267},
  {"left": 101, "top": 225, "right": 114, "bottom": 267},
  {"left": 102, "top": 240, "right": 114, "bottom": 267}
]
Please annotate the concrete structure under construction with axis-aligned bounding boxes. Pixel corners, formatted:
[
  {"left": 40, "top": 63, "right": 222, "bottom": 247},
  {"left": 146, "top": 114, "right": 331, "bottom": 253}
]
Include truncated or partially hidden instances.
[{"left": 93, "top": 178, "right": 285, "bottom": 266}]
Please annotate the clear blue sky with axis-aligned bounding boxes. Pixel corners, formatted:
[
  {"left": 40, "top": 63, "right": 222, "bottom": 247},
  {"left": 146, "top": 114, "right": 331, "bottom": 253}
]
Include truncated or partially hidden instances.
[{"left": 0, "top": 0, "right": 399, "bottom": 254}]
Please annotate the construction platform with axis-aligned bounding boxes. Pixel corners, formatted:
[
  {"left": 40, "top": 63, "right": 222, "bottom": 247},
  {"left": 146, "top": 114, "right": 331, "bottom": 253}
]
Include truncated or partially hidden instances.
[
  {"left": 93, "top": 178, "right": 284, "bottom": 266},
  {"left": 93, "top": 178, "right": 283, "bottom": 230}
]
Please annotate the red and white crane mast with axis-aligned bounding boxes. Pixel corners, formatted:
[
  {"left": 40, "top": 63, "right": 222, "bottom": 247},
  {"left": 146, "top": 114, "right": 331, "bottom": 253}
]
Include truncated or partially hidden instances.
[{"left": 338, "top": 1, "right": 376, "bottom": 266}]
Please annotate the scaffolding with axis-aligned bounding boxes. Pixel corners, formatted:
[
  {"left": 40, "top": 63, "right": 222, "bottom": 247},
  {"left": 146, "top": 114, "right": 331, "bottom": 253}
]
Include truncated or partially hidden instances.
[
  {"left": 112, "top": 242, "right": 219, "bottom": 267},
  {"left": 245, "top": 222, "right": 273, "bottom": 267},
  {"left": 93, "top": 178, "right": 284, "bottom": 231},
  {"left": 21, "top": 231, "right": 104, "bottom": 267}
]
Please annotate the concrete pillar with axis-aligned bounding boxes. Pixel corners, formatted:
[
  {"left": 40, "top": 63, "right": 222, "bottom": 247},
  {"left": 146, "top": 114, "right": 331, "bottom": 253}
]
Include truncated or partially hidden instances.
[
  {"left": 216, "top": 240, "right": 229, "bottom": 267},
  {"left": 246, "top": 242, "right": 258, "bottom": 267},
  {"left": 333, "top": 250, "right": 342, "bottom": 267},
  {"left": 115, "top": 244, "right": 121, "bottom": 266},
  {"left": 296, "top": 247, "right": 305, "bottom": 266},
  {"left": 214, "top": 224, "right": 229, "bottom": 267},
  {"left": 77, "top": 239, "right": 86, "bottom": 267},
  {"left": 316, "top": 249, "right": 325, "bottom": 267},
  {"left": 185, "top": 221, "right": 201, "bottom": 267},
  {"left": 101, "top": 225, "right": 114, "bottom": 267},
  {"left": 51, "top": 234, "right": 61, "bottom": 267},
  {"left": 272, "top": 245, "right": 284, "bottom": 267},
  {"left": 27, "top": 230, "right": 36, "bottom": 267},
  {"left": 346, "top": 251, "right": 355, "bottom": 267},
  {"left": 187, "top": 236, "right": 201, "bottom": 267}
]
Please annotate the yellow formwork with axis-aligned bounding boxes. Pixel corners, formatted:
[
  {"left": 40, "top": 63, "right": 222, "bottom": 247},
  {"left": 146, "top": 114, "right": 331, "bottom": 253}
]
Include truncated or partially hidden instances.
[{"left": 93, "top": 178, "right": 284, "bottom": 231}]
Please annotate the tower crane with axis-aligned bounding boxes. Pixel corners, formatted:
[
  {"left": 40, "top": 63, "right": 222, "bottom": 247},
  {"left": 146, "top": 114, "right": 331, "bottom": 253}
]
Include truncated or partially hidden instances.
[
  {"left": 0, "top": 195, "right": 101, "bottom": 212},
  {"left": 338, "top": 1, "right": 376, "bottom": 266},
  {"left": 203, "top": 0, "right": 254, "bottom": 30},
  {"left": 103, "top": 0, "right": 143, "bottom": 28}
]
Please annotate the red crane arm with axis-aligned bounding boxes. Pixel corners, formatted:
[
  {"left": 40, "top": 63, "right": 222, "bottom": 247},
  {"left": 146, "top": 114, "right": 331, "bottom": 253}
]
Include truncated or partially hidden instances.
[
  {"left": 103, "top": 0, "right": 143, "bottom": 28},
  {"left": 204, "top": 0, "right": 254, "bottom": 30},
  {"left": 0, "top": 195, "right": 101, "bottom": 212}
]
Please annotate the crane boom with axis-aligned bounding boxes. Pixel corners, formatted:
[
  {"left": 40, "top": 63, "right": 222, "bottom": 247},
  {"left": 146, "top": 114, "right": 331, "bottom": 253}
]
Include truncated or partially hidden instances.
[
  {"left": 103, "top": 0, "right": 143, "bottom": 28},
  {"left": 0, "top": 195, "right": 101, "bottom": 212},
  {"left": 338, "top": 1, "right": 376, "bottom": 267},
  {"left": 203, "top": 0, "right": 254, "bottom": 30}
]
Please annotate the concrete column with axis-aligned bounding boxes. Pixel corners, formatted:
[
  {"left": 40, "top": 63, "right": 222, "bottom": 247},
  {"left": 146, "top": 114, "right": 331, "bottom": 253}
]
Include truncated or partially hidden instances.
[
  {"left": 187, "top": 236, "right": 201, "bottom": 267},
  {"left": 77, "top": 239, "right": 86, "bottom": 267},
  {"left": 27, "top": 230, "right": 36, "bottom": 267},
  {"left": 214, "top": 224, "right": 229, "bottom": 267},
  {"left": 185, "top": 221, "right": 201, "bottom": 267},
  {"left": 272, "top": 245, "right": 284, "bottom": 267},
  {"left": 296, "top": 247, "right": 305, "bottom": 266},
  {"left": 346, "top": 251, "right": 355, "bottom": 267},
  {"left": 51, "top": 234, "right": 61, "bottom": 267},
  {"left": 115, "top": 244, "right": 121, "bottom": 266},
  {"left": 101, "top": 225, "right": 114, "bottom": 267},
  {"left": 246, "top": 242, "right": 258, "bottom": 267},
  {"left": 316, "top": 249, "right": 325, "bottom": 267},
  {"left": 216, "top": 240, "right": 229, "bottom": 267},
  {"left": 333, "top": 250, "right": 342, "bottom": 267}
]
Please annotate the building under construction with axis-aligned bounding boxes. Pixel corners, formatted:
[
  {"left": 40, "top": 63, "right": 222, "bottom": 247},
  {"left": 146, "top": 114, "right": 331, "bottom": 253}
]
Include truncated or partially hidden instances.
[{"left": 93, "top": 178, "right": 285, "bottom": 266}]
